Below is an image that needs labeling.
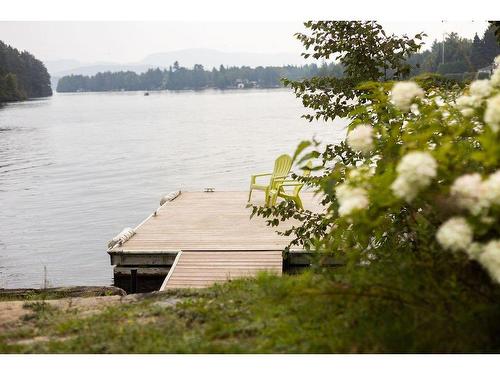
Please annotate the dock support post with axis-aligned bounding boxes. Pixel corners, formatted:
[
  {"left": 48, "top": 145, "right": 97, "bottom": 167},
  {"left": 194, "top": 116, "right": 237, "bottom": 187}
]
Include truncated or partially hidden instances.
[{"left": 130, "top": 269, "right": 138, "bottom": 293}]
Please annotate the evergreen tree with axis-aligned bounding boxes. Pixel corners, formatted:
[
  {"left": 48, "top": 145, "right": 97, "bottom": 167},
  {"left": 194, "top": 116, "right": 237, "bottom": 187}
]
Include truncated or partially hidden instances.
[
  {"left": 0, "top": 40, "right": 52, "bottom": 103},
  {"left": 471, "top": 33, "right": 486, "bottom": 69},
  {"left": 481, "top": 24, "right": 500, "bottom": 66}
]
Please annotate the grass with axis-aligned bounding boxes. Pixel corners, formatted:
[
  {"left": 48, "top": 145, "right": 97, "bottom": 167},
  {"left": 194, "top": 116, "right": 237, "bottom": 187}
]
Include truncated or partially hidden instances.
[
  {"left": 21, "top": 301, "right": 58, "bottom": 322},
  {"left": 0, "top": 273, "right": 339, "bottom": 353},
  {"left": 1, "top": 269, "right": 500, "bottom": 353}
]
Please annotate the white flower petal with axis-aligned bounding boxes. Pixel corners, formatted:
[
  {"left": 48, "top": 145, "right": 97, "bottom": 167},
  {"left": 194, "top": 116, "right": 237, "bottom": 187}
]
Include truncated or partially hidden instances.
[
  {"left": 479, "top": 240, "right": 500, "bottom": 283},
  {"left": 436, "top": 217, "right": 473, "bottom": 252},
  {"left": 347, "top": 124, "right": 374, "bottom": 154},
  {"left": 390, "top": 81, "right": 425, "bottom": 111}
]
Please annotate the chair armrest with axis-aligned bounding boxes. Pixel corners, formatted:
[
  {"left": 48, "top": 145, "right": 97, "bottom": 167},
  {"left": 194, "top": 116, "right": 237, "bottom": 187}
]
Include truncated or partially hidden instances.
[
  {"left": 271, "top": 176, "right": 288, "bottom": 185},
  {"left": 251, "top": 173, "right": 272, "bottom": 184}
]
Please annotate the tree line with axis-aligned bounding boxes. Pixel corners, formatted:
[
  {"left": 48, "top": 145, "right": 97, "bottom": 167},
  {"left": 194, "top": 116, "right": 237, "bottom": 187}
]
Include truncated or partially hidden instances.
[
  {"left": 0, "top": 41, "right": 52, "bottom": 103},
  {"left": 408, "top": 24, "right": 500, "bottom": 80},
  {"left": 56, "top": 62, "right": 344, "bottom": 92},
  {"left": 55, "top": 24, "right": 500, "bottom": 94}
]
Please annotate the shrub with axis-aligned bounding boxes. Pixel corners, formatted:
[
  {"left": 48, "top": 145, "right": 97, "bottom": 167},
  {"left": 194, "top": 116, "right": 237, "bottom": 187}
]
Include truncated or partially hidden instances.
[
  {"left": 411, "top": 72, "right": 461, "bottom": 90},
  {"left": 252, "top": 57, "right": 500, "bottom": 350},
  {"left": 262, "top": 57, "right": 500, "bottom": 278}
]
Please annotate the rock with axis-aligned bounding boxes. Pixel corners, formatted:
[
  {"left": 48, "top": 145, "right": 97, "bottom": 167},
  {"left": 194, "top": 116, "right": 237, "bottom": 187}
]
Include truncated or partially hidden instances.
[
  {"left": 0, "top": 286, "right": 126, "bottom": 300},
  {"left": 153, "top": 297, "right": 181, "bottom": 308}
]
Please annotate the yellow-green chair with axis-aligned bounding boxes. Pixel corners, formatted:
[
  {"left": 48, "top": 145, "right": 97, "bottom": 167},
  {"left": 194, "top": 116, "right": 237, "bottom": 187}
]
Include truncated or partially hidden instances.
[
  {"left": 267, "top": 162, "right": 312, "bottom": 209},
  {"left": 248, "top": 154, "right": 292, "bottom": 204}
]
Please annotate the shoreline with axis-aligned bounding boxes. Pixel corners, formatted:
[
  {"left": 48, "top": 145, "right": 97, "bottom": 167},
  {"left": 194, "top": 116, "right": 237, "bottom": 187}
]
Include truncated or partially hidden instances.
[
  {"left": 54, "top": 85, "right": 286, "bottom": 94},
  {"left": 0, "top": 286, "right": 126, "bottom": 301}
]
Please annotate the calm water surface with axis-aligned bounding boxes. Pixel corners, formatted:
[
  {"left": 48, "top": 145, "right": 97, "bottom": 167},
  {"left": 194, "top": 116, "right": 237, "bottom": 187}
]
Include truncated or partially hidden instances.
[{"left": 0, "top": 89, "right": 346, "bottom": 288}]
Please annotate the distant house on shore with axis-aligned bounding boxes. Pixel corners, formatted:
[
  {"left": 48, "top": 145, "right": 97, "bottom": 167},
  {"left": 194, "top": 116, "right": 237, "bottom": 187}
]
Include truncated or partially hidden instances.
[
  {"left": 476, "top": 59, "right": 499, "bottom": 79},
  {"left": 477, "top": 65, "right": 494, "bottom": 77},
  {"left": 235, "top": 79, "right": 259, "bottom": 89}
]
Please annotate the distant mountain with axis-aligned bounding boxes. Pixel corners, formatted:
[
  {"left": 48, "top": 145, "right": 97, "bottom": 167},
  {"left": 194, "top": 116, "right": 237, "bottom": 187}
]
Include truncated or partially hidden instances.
[
  {"left": 44, "top": 59, "right": 82, "bottom": 76},
  {"left": 46, "top": 48, "right": 307, "bottom": 89},
  {"left": 52, "top": 64, "right": 154, "bottom": 77},
  {"left": 141, "top": 48, "right": 305, "bottom": 69},
  {"left": 46, "top": 48, "right": 305, "bottom": 76}
]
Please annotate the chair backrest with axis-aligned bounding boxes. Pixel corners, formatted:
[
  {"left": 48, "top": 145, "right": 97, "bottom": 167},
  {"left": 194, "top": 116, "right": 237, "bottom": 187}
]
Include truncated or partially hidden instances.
[
  {"left": 270, "top": 154, "right": 292, "bottom": 190},
  {"left": 271, "top": 154, "right": 292, "bottom": 179},
  {"left": 293, "top": 161, "right": 312, "bottom": 195}
]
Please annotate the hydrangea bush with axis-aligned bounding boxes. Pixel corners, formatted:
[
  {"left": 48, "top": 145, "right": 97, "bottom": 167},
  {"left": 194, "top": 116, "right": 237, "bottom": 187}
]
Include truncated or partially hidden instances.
[{"left": 254, "top": 56, "right": 500, "bottom": 286}]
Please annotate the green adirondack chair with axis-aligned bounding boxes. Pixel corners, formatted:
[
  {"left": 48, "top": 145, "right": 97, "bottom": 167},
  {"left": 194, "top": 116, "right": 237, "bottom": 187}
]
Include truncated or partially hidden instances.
[
  {"left": 248, "top": 154, "right": 292, "bottom": 204},
  {"left": 267, "top": 162, "right": 312, "bottom": 209}
]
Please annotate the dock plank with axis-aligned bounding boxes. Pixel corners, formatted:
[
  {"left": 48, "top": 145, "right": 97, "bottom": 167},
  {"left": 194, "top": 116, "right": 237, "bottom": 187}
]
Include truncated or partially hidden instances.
[
  {"left": 112, "top": 191, "right": 323, "bottom": 289},
  {"left": 117, "top": 191, "right": 322, "bottom": 253},
  {"left": 163, "top": 251, "right": 283, "bottom": 289}
]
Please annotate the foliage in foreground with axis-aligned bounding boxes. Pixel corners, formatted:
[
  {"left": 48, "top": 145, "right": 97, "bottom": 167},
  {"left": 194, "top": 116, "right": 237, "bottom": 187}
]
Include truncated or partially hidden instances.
[
  {"left": 2, "top": 268, "right": 500, "bottom": 354},
  {"left": 258, "top": 22, "right": 500, "bottom": 280},
  {"left": 261, "top": 57, "right": 500, "bottom": 281},
  {"left": 283, "top": 21, "right": 425, "bottom": 122},
  {"left": 251, "top": 21, "right": 500, "bottom": 352}
]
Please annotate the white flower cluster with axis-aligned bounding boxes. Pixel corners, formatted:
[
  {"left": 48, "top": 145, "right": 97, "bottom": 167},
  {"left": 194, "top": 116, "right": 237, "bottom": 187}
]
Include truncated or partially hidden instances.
[
  {"left": 450, "top": 173, "right": 487, "bottom": 215},
  {"left": 434, "top": 95, "right": 445, "bottom": 107},
  {"left": 452, "top": 56, "right": 500, "bottom": 129},
  {"left": 436, "top": 219, "right": 500, "bottom": 285},
  {"left": 460, "top": 239, "right": 500, "bottom": 284},
  {"left": 492, "top": 55, "right": 500, "bottom": 88},
  {"left": 466, "top": 242, "right": 484, "bottom": 261},
  {"left": 469, "top": 80, "right": 492, "bottom": 98},
  {"left": 390, "top": 81, "right": 425, "bottom": 111},
  {"left": 335, "top": 183, "right": 369, "bottom": 217},
  {"left": 436, "top": 217, "right": 473, "bottom": 252},
  {"left": 491, "top": 68, "right": 500, "bottom": 88},
  {"left": 483, "top": 170, "right": 500, "bottom": 206},
  {"left": 438, "top": 168, "right": 500, "bottom": 283},
  {"left": 478, "top": 240, "right": 500, "bottom": 283},
  {"left": 391, "top": 151, "right": 437, "bottom": 202},
  {"left": 450, "top": 170, "right": 500, "bottom": 214},
  {"left": 455, "top": 94, "right": 482, "bottom": 117},
  {"left": 454, "top": 80, "right": 491, "bottom": 118},
  {"left": 348, "top": 165, "right": 375, "bottom": 181},
  {"left": 484, "top": 94, "right": 500, "bottom": 133},
  {"left": 346, "top": 124, "right": 374, "bottom": 154}
]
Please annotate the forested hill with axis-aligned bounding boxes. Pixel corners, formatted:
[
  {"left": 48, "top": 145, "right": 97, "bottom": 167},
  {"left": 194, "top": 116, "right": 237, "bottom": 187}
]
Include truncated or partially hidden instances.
[
  {"left": 0, "top": 41, "right": 52, "bottom": 103},
  {"left": 56, "top": 63, "right": 344, "bottom": 92}
]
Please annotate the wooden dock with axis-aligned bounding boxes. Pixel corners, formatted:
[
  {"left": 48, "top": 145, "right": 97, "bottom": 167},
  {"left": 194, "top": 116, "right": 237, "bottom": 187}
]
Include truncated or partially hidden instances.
[{"left": 108, "top": 191, "right": 323, "bottom": 290}]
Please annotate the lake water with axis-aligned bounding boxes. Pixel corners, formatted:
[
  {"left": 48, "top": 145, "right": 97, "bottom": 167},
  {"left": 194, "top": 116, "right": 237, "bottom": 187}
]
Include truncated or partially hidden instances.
[{"left": 0, "top": 89, "right": 347, "bottom": 288}]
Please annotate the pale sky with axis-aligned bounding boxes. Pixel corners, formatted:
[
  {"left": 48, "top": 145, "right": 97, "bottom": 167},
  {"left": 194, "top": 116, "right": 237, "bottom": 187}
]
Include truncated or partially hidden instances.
[{"left": 0, "top": 21, "right": 490, "bottom": 64}]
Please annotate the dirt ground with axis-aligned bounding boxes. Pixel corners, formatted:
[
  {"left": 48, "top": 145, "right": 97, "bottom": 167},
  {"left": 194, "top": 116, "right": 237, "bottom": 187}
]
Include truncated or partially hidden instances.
[{"left": 1, "top": 295, "right": 134, "bottom": 329}]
